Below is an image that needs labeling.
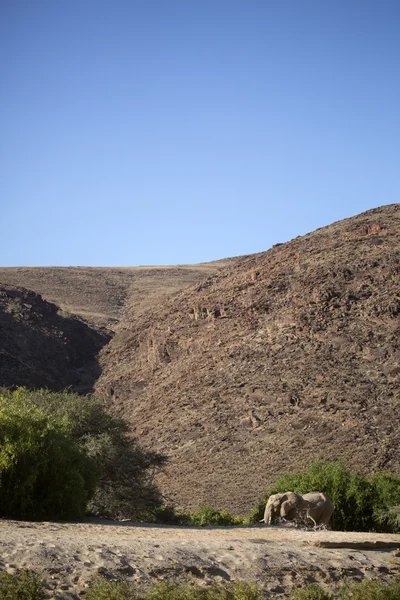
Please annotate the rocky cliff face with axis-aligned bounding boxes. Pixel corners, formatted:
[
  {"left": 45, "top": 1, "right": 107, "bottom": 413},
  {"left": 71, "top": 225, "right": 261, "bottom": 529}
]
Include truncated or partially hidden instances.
[
  {"left": 0, "top": 285, "right": 110, "bottom": 393},
  {"left": 96, "top": 204, "right": 400, "bottom": 514}
]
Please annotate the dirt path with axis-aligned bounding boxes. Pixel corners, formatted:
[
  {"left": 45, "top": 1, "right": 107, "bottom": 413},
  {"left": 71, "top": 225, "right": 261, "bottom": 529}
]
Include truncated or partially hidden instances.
[{"left": 0, "top": 520, "right": 399, "bottom": 599}]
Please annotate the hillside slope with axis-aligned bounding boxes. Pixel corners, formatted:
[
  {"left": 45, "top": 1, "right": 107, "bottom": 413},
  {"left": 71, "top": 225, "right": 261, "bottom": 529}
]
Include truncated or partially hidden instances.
[
  {"left": 0, "top": 261, "right": 237, "bottom": 331},
  {"left": 96, "top": 204, "right": 400, "bottom": 515},
  {"left": 0, "top": 285, "right": 110, "bottom": 392}
]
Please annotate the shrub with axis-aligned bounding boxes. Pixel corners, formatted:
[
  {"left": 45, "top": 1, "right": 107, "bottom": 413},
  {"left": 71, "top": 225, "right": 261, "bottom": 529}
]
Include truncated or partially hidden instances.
[
  {"left": 85, "top": 579, "right": 137, "bottom": 600},
  {"left": 0, "top": 388, "right": 166, "bottom": 521},
  {"left": 178, "top": 507, "right": 244, "bottom": 527},
  {"left": 84, "top": 582, "right": 262, "bottom": 600},
  {"left": 153, "top": 505, "right": 244, "bottom": 526},
  {"left": 249, "top": 461, "right": 400, "bottom": 532},
  {"left": 375, "top": 505, "right": 400, "bottom": 532},
  {"left": 145, "top": 582, "right": 261, "bottom": 600},
  {"left": 0, "top": 390, "right": 98, "bottom": 520},
  {"left": 207, "top": 581, "right": 261, "bottom": 600},
  {"left": 339, "top": 578, "right": 400, "bottom": 599},
  {"left": 152, "top": 505, "right": 183, "bottom": 524},
  {"left": 291, "top": 582, "right": 334, "bottom": 600},
  {"left": 370, "top": 472, "right": 400, "bottom": 532},
  {"left": 145, "top": 582, "right": 206, "bottom": 600},
  {"left": 0, "top": 570, "right": 45, "bottom": 600}
]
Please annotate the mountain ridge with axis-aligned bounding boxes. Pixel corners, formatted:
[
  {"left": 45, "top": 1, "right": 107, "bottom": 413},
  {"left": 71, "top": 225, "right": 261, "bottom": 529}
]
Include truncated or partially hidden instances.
[
  {"left": 1, "top": 205, "right": 398, "bottom": 514},
  {"left": 95, "top": 204, "right": 400, "bottom": 514},
  {"left": 0, "top": 260, "right": 239, "bottom": 331}
]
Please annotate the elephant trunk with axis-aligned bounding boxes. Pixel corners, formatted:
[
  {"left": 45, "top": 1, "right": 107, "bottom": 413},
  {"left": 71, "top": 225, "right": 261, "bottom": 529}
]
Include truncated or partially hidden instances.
[{"left": 263, "top": 504, "right": 272, "bottom": 524}]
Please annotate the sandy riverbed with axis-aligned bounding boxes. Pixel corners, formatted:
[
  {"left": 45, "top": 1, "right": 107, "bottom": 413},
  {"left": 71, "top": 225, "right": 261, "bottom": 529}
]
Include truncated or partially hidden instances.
[{"left": 0, "top": 520, "right": 399, "bottom": 598}]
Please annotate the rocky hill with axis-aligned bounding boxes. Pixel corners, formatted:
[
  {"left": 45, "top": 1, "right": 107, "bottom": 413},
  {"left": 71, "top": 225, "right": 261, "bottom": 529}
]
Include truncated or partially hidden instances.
[
  {"left": 95, "top": 204, "right": 400, "bottom": 515},
  {"left": 0, "top": 259, "right": 239, "bottom": 396},
  {"left": 0, "top": 285, "right": 110, "bottom": 392},
  {"left": 0, "top": 262, "right": 237, "bottom": 331}
]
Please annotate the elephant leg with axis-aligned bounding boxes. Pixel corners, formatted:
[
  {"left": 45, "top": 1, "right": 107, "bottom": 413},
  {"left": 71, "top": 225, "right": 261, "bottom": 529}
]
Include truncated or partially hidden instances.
[
  {"left": 281, "top": 506, "right": 297, "bottom": 521},
  {"left": 318, "top": 498, "right": 334, "bottom": 525},
  {"left": 320, "top": 507, "right": 334, "bottom": 525}
]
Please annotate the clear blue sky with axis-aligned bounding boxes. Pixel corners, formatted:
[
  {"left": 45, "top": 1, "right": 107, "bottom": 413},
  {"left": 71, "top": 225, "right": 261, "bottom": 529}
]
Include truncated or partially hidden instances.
[{"left": 1, "top": 1, "right": 399, "bottom": 266}]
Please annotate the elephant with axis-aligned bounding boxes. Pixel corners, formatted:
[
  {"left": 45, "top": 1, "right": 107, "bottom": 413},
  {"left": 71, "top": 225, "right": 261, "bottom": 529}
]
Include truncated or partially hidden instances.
[{"left": 262, "top": 491, "right": 334, "bottom": 526}]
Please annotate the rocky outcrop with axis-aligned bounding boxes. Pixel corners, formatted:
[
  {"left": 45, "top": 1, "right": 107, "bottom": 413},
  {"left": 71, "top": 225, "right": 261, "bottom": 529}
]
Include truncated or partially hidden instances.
[{"left": 0, "top": 285, "right": 110, "bottom": 392}]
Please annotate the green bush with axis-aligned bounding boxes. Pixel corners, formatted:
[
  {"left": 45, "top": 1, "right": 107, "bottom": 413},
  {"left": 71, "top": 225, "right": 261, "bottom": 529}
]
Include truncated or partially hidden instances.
[
  {"left": 0, "top": 388, "right": 166, "bottom": 521},
  {"left": 85, "top": 579, "right": 137, "bottom": 600},
  {"left": 84, "top": 581, "right": 400, "bottom": 600},
  {"left": 88, "top": 581, "right": 262, "bottom": 600},
  {"left": 291, "top": 582, "right": 333, "bottom": 600},
  {"left": 152, "top": 505, "right": 182, "bottom": 524},
  {"left": 27, "top": 388, "right": 167, "bottom": 520},
  {"left": 153, "top": 505, "right": 243, "bottom": 526},
  {"left": 179, "top": 506, "right": 244, "bottom": 527},
  {"left": 375, "top": 505, "right": 400, "bottom": 531},
  {"left": 370, "top": 472, "right": 400, "bottom": 532},
  {"left": 145, "top": 582, "right": 207, "bottom": 600},
  {"left": 339, "top": 578, "right": 400, "bottom": 599},
  {"left": 0, "top": 570, "right": 45, "bottom": 600},
  {"left": 1, "top": 572, "right": 399, "bottom": 600},
  {"left": 249, "top": 461, "right": 400, "bottom": 532},
  {"left": 205, "top": 581, "right": 261, "bottom": 600},
  {"left": 0, "top": 390, "right": 98, "bottom": 520}
]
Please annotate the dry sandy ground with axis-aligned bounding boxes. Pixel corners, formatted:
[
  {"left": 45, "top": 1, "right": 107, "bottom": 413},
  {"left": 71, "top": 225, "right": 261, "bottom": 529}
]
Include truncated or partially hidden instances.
[{"left": 0, "top": 521, "right": 399, "bottom": 599}]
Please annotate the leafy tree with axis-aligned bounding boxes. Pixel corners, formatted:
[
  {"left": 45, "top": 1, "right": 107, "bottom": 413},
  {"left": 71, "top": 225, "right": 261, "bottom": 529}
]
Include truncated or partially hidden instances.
[
  {"left": 0, "top": 389, "right": 97, "bottom": 520},
  {"left": 17, "top": 387, "right": 167, "bottom": 520},
  {"left": 0, "top": 388, "right": 166, "bottom": 521}
]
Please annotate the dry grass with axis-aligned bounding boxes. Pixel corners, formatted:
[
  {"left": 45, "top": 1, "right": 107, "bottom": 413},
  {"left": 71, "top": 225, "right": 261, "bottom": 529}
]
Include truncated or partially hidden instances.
[{"left": 0, "top": 260, "right": 238, "bottom": 331}]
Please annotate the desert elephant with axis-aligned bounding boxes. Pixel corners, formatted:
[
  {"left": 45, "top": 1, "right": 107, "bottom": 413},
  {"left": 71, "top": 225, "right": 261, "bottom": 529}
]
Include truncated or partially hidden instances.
[{"left": 262, "top": 491, "right": 334, "bottom": 526}]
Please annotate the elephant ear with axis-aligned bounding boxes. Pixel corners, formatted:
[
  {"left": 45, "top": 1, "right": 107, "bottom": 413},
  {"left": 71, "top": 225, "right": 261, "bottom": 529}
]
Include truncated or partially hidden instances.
[{"left": 280, "top": 492, "right": 300, "bottom": 518}]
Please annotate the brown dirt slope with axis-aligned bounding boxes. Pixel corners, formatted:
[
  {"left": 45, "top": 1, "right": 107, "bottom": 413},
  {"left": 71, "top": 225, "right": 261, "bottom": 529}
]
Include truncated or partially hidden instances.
[
  {"left": 96, "top": 204, "right": 400, "bottom": 515},
  {"left": 0, "top": 284, "right": 110, "bottom": 392},
  {"left": 0, "top": 261, "right": 237, "bottom": 331}
]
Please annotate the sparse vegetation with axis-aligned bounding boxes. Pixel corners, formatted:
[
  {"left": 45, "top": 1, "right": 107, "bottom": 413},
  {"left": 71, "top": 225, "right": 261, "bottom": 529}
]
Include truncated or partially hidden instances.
[
  {"left": 0, "top": 570, "right": 44, "bottom": 600},
  {"left": 179, "top": 506, "right": 243, "bottom": 527},
  {"left": 290, "top": 579, "right": 400, "bottom": 599},
  {"left": 339, "top": 578, "right": 400, "bottom": 600},
  {"left": 249, "top": 461, "right": 400, "bottom": 532},
  {"left": 154, "top": 505, "right": 244, "bottom": 526},
  {"left": 112, "top": 330, "right": 132, "bottom": 346},
  {"left": 86, "top": 579, "right": 137, "bottom": 600},
  {"left": 86, "top": 581, "right": 262, "bottom": 600},
  {"left": 3, "top": 574, "right": 399, "bottom": 600},
  {"left": 0, "top": 388, "right": 166, "bottom": 521},
  {"left": 290, "top": 583, "right": 333, "bottom": 599}
]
